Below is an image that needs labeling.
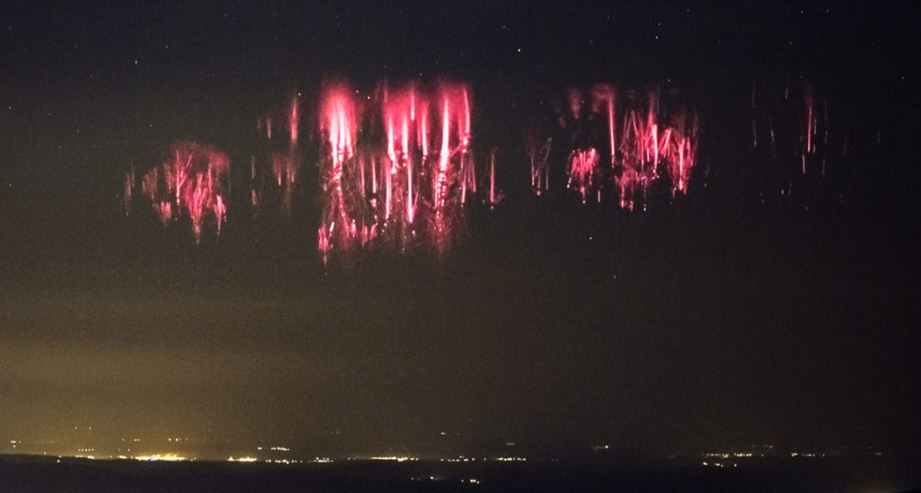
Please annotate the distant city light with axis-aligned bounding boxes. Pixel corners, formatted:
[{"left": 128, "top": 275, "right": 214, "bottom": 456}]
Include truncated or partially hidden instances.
[
  {"left": 134, "top": 453, "right": 187, "bottom": 462},
  {"left": 367, "top": 456, "right": 418, "bottom": 462},
  {"left": 227, "top": 456, "right": 258, "bottom": 463}
]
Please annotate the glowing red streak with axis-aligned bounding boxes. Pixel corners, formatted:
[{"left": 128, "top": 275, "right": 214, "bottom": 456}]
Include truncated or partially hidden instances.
[
  {"left": 406, "top": 164, "right": 414, "bottom": 223},
  {"left": 123, "top": 165, "right": 135, "bottom": 215},
  {"left": 678, "top": 140, "right": 686, "bottom": 192},
  {"left": 385, "top": 161, "right": 392, "bottom": 220},
  {"left": 608, "top": 96, "right": 615, "bottom": 166},
  {"left": 439, "top": 97, "right": 450, "bottom": 171},
  {"left": 404, "top": 115, "right": 414, "bottom": 223},
  {"left": 462, "top": 87, "right": 471, "bottom": 147},
  {"left": 420, "top": 111, "right": 429, "bottom": 157},
  {"left": 386, "top": 114, "right": 396, "bottom": 162},
  {"left": 371, "top": 156, "right": 378, "bottom": 194},
  {"left": 489, "top": 149, "right": 496, "bottom": 208},
  {"left": 526, "top": 130, "right": 551, "bottom": 195},
  {"left": 436, "top": 96, "right": 450, "bottom": 208},
  {"left": 290, "top": 95, "right": 299, "bottom": 144},
  {"left": 802, "top": 86, "right": 816, "bottom": 175}
]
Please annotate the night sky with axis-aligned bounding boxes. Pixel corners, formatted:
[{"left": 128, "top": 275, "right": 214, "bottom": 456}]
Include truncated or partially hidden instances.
[{"left": 1, "top": 1, "right": 919, "bottom": 458}]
